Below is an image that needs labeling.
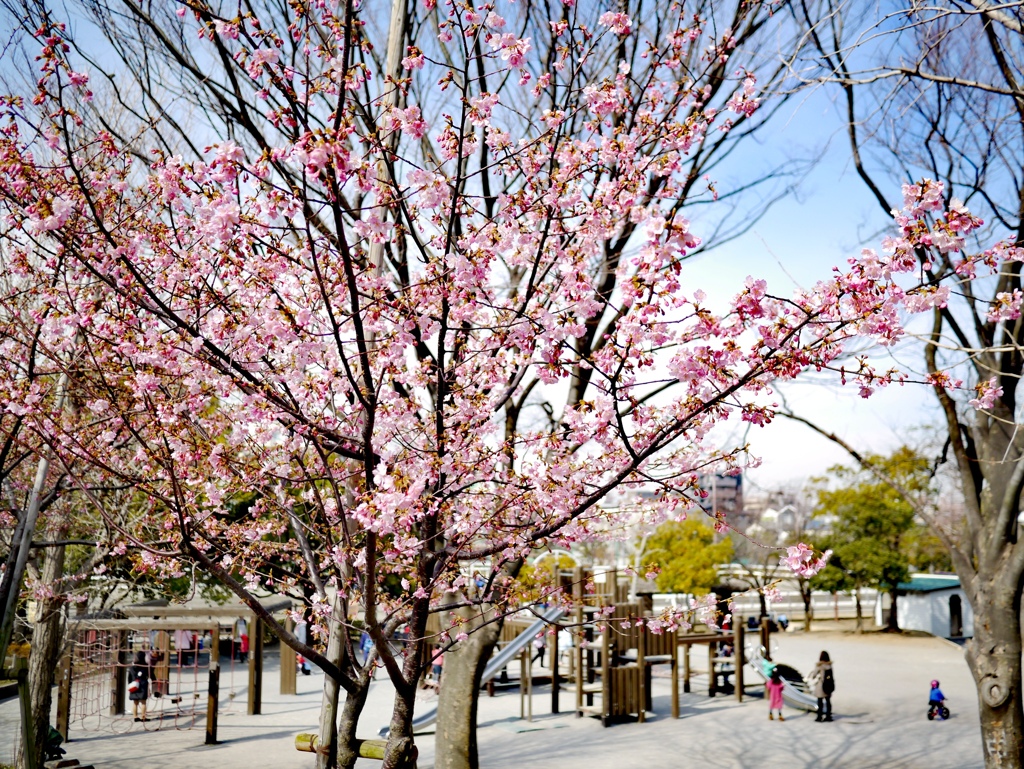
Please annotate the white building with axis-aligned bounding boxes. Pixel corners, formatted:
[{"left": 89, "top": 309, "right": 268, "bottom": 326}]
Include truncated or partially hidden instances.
[
  {"left": 758, "top": 504, "right": 798, "bottom": 532},
  {"left": 874, "top": 574, "right": 972, "bottom": 639}
]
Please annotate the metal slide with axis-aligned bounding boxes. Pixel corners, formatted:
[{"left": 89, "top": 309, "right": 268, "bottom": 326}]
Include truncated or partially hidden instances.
[
  {"left": 746, "top": 644, "right": 818, "bottom": 711},
  {"left": 379, "top": 605, "right": 566, "bottom": 736}
]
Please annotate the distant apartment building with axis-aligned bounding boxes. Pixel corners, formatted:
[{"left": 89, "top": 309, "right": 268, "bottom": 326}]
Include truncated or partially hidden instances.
[{"left": 694, "top": 473, "right": 746, "bottom": 528}]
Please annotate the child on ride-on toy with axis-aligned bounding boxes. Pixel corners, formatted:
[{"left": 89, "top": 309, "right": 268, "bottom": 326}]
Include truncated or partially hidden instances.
[{"left": 928, "top": 680, "right": 950, "bottom": 720}]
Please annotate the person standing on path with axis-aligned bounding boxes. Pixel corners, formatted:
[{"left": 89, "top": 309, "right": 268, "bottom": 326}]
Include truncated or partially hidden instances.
[
  {"left": 129, "top": 651, "right": 150, "bottom": 722},
  {"left": 234, "top": 617, "right": 248, "bottom": 662},
  {"left": 174, "top": 628, "right": 195, "bottom": 666},
  {"left": 432, "top": 647, "right": 444, "bottom": 684},
  {"left": 532, "top": 635, "right": 546, "bottom": 667},
  {"left": 810, "top": 650, "right": 835, "bottom": 722},
  {"left": 766, "top": 667, "right": 786, "bottom": 721}
]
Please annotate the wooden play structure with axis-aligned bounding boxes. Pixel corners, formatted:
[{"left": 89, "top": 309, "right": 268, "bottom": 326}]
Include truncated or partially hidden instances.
[
  {"left": 417, "top": 565, "right": 762, "bottom": 729},
  {"left": 56, "top": 598, "right": 297, "bottom": 745},
  {"left": 566, "top": 568, "right": 746, "bottom": 726}
]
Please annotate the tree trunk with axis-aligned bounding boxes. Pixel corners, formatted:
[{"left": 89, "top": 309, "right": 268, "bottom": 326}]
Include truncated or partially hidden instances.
[
  {"left": 434, "top": 610, "right": 503, "bottom": 769},
  {"left": 886, "top": 585, "right": 900, "bottom": 632},
  {"left": 314, "top": 614, "right": 372, "bottom": 769},
  {"left": 802, "top": 587, "right": 812, "bottom": 632},
  {"left": 434, "top": 562, "right": 523, "bottom": 769},
  {"left": 28, "top": 542, "right": 66, "bottom": 754},
  {"left": 382, "top": 681, "right": 418, "bottom": 769},
  {"left": 966, "top": 588, "right": 1024, "bottom": 769},
  {"left": 336, "top": 677, "right": 371, "bottom": 769},
  {"left": 315, "top": 610, "right": 343, "bottom": 769}
]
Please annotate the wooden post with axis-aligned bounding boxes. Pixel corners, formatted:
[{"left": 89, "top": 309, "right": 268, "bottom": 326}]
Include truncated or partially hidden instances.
[
  {"left": 55, "top": 653, "right": 72, "bottom": 741},
  {"left": 153, "top": 630, "right": 170, "bottom": 698},
  {"left": 760, "top": 617, "right": 771, "bottom": 661},
  {"left": 519, "top": 647, "right": 526, "bottom": 721},
  {"left": 671, "top": 635, "right": 679, "bottom": 719},
  {"left": 16, "top": 657, "right": 37, "bottom": 769},
  {"left": 573, "top": 571, "right": 584, "bottom": 716},
  {"left": 526, "top": 645, "right": 533, "bottom": 722},
  {"left": 734, "top": 620, "right": 744, "bottom": 703},
  {"left": 682, "top": 640, "right": 691, "bottom": 694},
  {"left": 599, "top": 613, "right": 609, "bottom": 720},
  {"left": 707, "top": 641, "right": 716, "bottom": 697},
  {"left": 550, "top": 625, "right": 559, "bottom": 714},
  {"left": 248, "top": 616, "right": 263, "bottom": 715},
  {"left": 280, "top": 616, "right": 297, "bottom": 695},
  {"left": 206, "top": 667, "right": 219, "bottom": 744},
  {"left": 637, "top": 624, "right": 646, "bottom": 724},
  {"left": 205, "top": 621, "right": 219, "bottom": 744},
  {"left": 111, "top": 630, "right": 126, "bottom": 716}
]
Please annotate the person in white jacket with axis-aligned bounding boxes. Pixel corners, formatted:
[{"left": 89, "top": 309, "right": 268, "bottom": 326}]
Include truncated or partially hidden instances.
[{"left": 810, "top": 650, "right": 835, "bottom": 722}]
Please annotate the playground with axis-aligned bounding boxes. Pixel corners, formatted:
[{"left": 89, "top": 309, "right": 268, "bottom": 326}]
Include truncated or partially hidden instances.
[{"left": 0, "top": 627, "right": 981, "bottom": 769}]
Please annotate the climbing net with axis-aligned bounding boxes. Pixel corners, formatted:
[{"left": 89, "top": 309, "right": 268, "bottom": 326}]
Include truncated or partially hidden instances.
[{"left": 68, "top": 624, "right": 215, "bottom": 736}]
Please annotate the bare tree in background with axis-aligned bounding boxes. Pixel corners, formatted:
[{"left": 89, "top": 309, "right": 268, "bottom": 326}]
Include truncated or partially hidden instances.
[{"left": 794, "top": 3, "right": 1024, "bottom": 766}]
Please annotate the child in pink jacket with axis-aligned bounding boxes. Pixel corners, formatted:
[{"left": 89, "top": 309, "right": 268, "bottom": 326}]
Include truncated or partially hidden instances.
[{"left": 766, "top": 667, "right": 786, "bottom": 721}]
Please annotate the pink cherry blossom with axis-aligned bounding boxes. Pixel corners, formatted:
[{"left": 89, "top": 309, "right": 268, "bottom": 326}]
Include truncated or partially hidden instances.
[
  {"left": 247, "top": 47, "right": 279, "bottom": 78},
  {"left": 781, "top": 544, "right": 832, "bottom": 577},
  {"left": 402, "top": 46, "right": 425, "bottom": 70},
  {"left": 987, "top": 290, "right": 1023, "bottom": 323},
  {"left": 970, "top": 377, "right": 1004, "bottom": 410},
  {"left": 598, "top": 11, "right": 632, "bottom": 35}
]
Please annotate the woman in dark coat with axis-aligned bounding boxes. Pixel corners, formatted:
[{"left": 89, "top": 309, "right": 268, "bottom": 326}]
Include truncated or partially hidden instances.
[
  {"left": 810, "top": 650, "right": 835, "bottom": 722},
  {"left": 129, "top": 650, "right": 149, "bottom": 722}
]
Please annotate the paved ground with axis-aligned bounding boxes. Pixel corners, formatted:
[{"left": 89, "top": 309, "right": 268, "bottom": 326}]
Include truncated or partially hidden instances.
[{"left": 0, "top": 629, "right": 982, "bottom": 768}]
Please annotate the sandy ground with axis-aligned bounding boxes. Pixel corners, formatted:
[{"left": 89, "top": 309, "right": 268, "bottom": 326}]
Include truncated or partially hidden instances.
[{"left": 0, "top": 629, "right": 982, "bottom": 769}]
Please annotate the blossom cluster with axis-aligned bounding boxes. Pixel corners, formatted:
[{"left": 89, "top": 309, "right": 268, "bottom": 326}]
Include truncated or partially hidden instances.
[{"left": 780, "top": 543, "right": 832, "bottom": 577}]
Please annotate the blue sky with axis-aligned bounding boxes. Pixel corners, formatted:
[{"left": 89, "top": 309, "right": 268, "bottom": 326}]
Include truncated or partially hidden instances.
[{"left": 681, "top": 85, "right": 942, "bottom": 488}]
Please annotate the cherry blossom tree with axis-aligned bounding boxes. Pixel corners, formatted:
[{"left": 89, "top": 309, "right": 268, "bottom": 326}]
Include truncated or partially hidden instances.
[
  {"left": 0, "top": 4, "right": 817, "bottom": 767},
  {"left": 0, "top": 245, "right": 129, "bottom": 758},
  {"left": 0, "top": 3, "right": 1005, "bottom": 769},
  {"left": 0, "top": 258, "right": 72, "bottom": 763}
]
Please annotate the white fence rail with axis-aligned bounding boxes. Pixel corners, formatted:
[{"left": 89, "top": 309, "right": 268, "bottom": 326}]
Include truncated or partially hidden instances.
[{"left": 651, "top": 588, "right": 880, "bottom": 622}]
